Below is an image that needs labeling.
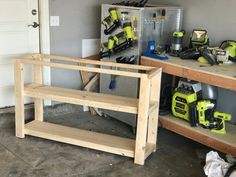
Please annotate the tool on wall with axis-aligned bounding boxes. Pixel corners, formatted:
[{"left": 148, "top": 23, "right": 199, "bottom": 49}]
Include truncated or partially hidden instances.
[
  {"left": 113, "top": 0, "right": 149, "bottom": 7},
  {"left": 159, "top": 9, "right": 166, "bottom": 47},
  {"left": 100, "top": 22, "right": 137, "bottom": 58},
  {"left": 108, "top": 55, "right": 137, "bottom": 90},
  {"left": 113, "top": 22, "right": 137, "bottom": 52},
  {"left": 100, "top": 36, "right": 115, "bottom": 58},
  {"left": 116, "top": 55, "right": 137, "bottom": 64},
  {"left": 102, "top": 8, "right": 120, "bottom": 35},
  {"left": 170, "top": 30, "right": 185, "bottom": 57}
]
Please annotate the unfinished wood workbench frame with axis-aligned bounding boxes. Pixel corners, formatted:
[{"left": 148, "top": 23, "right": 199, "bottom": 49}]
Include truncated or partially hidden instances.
[{"left": 15, "top": 54, "right": 162, "bottom": 165}]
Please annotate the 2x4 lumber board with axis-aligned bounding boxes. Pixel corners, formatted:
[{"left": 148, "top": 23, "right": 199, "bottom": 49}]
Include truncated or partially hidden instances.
[
  {"left": 145, "top": 143, "right": 156, "bottom": 160},
  {"left": 14, "top": 61, "right": 25, "bottom": 138},
  {"left": 135, "top": 76, "right": 151, "bottom": 165},
  {"left": 25, "top": 121, "right": 135, "bottom": 157},
  {"left": 33, "top": 57, "right": 43, "bottom": 122},
  {"left": 20, "top": 59, "right": 143, "bottom": 78},
  {"left": 149, "top": 102, "right": 159, "bottom": 115},
  {"left": 147, "top": 71, "right": 162, "bottom": 146},
  {"left": 141, "top": 56, "right": 236, "bottom": 92},
  {"left": 39, "top": 54, "right": 155, "bottom": 71},
  {"left": 24, "top": 84, "right": 139, "bottom": 114},
  {"left": 84, "top": 74, "right": 100, "bottom": 116},
  {"left": 148, "top": 68, "right": 162, "bottom": 79},
  {"left": 159, "top": 115, "right": 236, "bottom": 156}
]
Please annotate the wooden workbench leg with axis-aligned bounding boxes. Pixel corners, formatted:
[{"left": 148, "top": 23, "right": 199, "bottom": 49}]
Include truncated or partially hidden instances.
[
  {"left": 34, "top": 56, "right": 43, "bottom": 121},
  {"left": 147, "top": 71, "right": 162, "bottom": 151},
  {"left": 134, "top": 76, "right": 151, "bottom": 165},
  {"left": 14, "top": 60, "right": 25, "bottom": 138}
]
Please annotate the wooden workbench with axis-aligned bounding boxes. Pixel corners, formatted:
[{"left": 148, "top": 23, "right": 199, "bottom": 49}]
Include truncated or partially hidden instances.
[{"left": 141, "top": 56, "right": 236, "bottom": 156}]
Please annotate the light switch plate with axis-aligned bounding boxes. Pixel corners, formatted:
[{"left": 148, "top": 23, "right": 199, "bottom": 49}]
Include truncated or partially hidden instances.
[{"left": 50, "top": 16, "right": 60, "bottom": 26}]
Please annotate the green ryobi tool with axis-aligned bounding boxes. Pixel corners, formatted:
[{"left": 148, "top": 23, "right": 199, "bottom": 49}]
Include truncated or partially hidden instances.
[
  {"left": 102, "top": 8, "right": 120, "bottom": 35},
  {"left": 172, "top": 79, "right": 202, "bottom": 126},
  {"left": 170, "top": 30, "right": 185, "bottom": 57},
  {"left": 100, "top": 22, "right": 137, "bottom": 58},
  {"left": 189, "top": 29, "right": 209, "bottom": 48},
  {"left": 220, "top": 40, "right": 236, "bottom": 62},
  {"left": 113, "top": 22, "right": 137, "bottom": 53},
  {"left": 197, "top": 100, "right": 232, "bottom": 134},
  {"left": 100, "top": 36, "right": 116, "bottom": 58}
]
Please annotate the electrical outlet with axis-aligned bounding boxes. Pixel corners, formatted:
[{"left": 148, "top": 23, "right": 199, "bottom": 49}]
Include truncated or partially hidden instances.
[{"left": 50, "top": 16, "right": 60, "bottom": 26}]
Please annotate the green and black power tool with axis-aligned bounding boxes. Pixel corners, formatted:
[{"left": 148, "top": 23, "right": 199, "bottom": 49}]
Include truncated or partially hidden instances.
[
  {"left": 100, "top": 22, "right": 137, "bottom": 58},
  {"left": 102, "top": 8, "right": 120, "bottom": 35},
  {"left": 170, "top": 30, "right": 185, "bottom": 57},
  {"left": 172, "top": 79, "right": 202, "bottom": 126},
  {"left": 189, "top": 29, "right": 209, "bottom": 48},
  {"left": 113, "top": 22, "right": 137, "bottom": 53},
  {"left": 100, "top": 36, "right": 116, "bottom": 58},
  {"left": 197, "top": 100, "right": 232, "bottom": 134},
  {"left": 220, "top": 40, "right": 236, "bottom": 62}
]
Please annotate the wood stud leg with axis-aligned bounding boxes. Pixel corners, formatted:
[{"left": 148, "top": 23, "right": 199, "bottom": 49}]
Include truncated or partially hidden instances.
[
  {"left": 14, "top": 60, "right": 25, "bottom": 138},
  {"left": 147, "top": 70, "right": 162, "bottom": 151},
  {"left": 34, "top": 56, "right": 43, "bottom": 122},
  {"left": 134, "top": 76, "right": 151, "bottom": 165}
]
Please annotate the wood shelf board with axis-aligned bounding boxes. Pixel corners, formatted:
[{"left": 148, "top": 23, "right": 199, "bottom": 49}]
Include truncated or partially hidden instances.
[
  {"left": 24, "top": 84, "right": 138, "bottom": 114},
  {"left": 159, "top": 115, "right": 236, "bottom": 156},
  {"left": 141, "top": 56, "right": 236, "bottom": 92},
  {"left": 25, "top": 121, "right": 135, "bottom": 157}
]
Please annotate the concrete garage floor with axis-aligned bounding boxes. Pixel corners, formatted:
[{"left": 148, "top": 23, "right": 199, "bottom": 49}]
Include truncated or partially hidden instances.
[{"left": 0, "top": 104, "right": 212, "bottom": 177}]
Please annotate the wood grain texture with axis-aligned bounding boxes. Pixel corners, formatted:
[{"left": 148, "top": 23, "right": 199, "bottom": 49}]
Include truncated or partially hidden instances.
[
  {"left": 40, "top": 54, "right": 155, "bottom": 71},
  {"left": 25, "top": 121, "right": 135, "bottom": 157},
  {"left": 135, "top": 76, "right": 151, "bottom": 165},
  {"left": 24, "top": 84, "right": 139, "bottom": 114},
  {"left": 147, "top": 70, "right": 162, "bottom": 148},
  {"left": 14, "top": 60, "right": 25, "bottom": 138},
  {"left": 141, "top": 56, "right": 236, "bottom": 92},
  {"left": 33, "top": 56, "right": 43, "bottom": 122},
  {"left": 159, "top": 115, "right": 236, "bottom": 156},
  {"left": 21, "top": 59, "right": 144, "bottom": 78}
]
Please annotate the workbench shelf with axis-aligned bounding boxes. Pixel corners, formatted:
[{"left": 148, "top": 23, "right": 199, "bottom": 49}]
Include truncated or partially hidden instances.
[
  {"left": 141, "top": 56, "right": 236, "bottom": 156},
  {"left": 15, "top": 54, "right": 162, "bottom": 165}
]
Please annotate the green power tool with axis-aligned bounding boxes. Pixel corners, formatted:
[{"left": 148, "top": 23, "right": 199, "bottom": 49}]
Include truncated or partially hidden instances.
[
  {"left": 172, "top": 79, "right": 202, "bottom": 126},
  {"left": 189, "top": 29, "right": 209, "bottom": 48},
  {"left": 170, "top": 30, "right": 185, "bottom": 57},
  {"left": 197, "top": 100, "right": 232, "bottom": 134},
  {"left": 113, "top": 22, "right": 137, "bottom": 53},
  {"left": 220, "top": 40, "right": 236, "bottom": 62},
  {"left": 100, "top": 36, "right": 115, "bottom": 58},
  {"left": 102, "top": 8, "right": 120, "bottom": 35},
  {"left": 100, "top": 22, "right": 137, "bottom": 58}
]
